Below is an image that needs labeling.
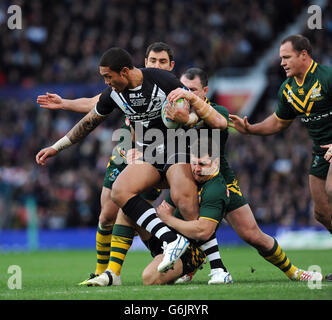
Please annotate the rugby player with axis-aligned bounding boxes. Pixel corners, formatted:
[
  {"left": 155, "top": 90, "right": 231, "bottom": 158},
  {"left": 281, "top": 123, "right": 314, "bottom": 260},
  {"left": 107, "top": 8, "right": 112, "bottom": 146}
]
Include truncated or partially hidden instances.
[
  {"left": 166, "top": 67, "right": 323, "bottom": 282},
  {"left": 229, "top": 34, "right": 332, "bottom": 236},
  {"left": 37, "top": 42, "right": 176, "bottom": 279},
  {"left": 35, "top": 47, "right": 227, "bottom": 273},
  {"left": 37, "top": 43, "right": 231, "bottom": 284}
]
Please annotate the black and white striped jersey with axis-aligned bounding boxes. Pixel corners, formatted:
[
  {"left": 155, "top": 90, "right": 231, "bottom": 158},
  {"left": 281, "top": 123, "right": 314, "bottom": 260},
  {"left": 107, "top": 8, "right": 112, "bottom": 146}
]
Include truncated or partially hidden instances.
[{"left": 95, "top": 68, "right": 185, "bottom": 141}]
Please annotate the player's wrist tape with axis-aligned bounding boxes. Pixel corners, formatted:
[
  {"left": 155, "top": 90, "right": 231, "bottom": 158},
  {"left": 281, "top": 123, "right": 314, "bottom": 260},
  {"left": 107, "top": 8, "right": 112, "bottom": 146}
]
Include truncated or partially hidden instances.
[
  {"left": 185, "top": 112, "right": 199, "bottom": 126},
  {"left": 195, "top": 102, "right": 213, "bottom": 119},
  {"left": 51, "top": 136, "right": 72, "bottom": 152},
  {"left": 199, "top": 106, "right": 213, "bottom": 119}
]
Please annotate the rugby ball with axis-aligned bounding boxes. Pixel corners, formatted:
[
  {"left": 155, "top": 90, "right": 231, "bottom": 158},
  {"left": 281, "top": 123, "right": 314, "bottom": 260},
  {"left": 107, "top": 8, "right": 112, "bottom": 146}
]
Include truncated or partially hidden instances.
[{"left": 161, "top": 99, "right": 186, "bottom": 129}]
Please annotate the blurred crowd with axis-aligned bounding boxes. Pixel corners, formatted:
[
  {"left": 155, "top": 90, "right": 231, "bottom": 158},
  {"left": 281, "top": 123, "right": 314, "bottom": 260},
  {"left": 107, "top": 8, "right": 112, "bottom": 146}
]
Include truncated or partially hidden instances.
[
  {"left": 1, "top": 0, "right": 332, "bottom": 230},
  {"left": 0, "top": 0, "right": 307, "bottom": 84}
]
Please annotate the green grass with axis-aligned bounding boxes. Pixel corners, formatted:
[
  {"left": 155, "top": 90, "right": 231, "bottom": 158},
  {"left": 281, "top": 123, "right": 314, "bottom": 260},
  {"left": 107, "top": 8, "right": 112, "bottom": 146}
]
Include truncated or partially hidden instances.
[{"left": 0, "top": 246, "right": 331, "bottom": 300}]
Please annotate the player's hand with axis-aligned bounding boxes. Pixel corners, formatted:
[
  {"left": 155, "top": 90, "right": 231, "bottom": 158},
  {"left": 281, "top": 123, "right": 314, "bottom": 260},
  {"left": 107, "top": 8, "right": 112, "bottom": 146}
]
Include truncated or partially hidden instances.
[
  {"left": 167, "top": 88, "right": 194, "bottom": 104},
  {"left": 37, "top": 92, "right": 63, "bottom": 110},
  {"left": 35, "top": 147, "right": 58, "bottom": 166},
  {"left": 321, "top": 144, "right": 332, "bottom": 163},
  {"left": 229, "top": 114, "right": 251, "bottom": 134},
  {"left": 126, "top": 148, "right": 143, "bottom": 165},
  {"left": 156, "top": 200, "right": 174, "bottom": 223},
  {"left": 165, "top": 99, "right": 189, "bottom": 124}
]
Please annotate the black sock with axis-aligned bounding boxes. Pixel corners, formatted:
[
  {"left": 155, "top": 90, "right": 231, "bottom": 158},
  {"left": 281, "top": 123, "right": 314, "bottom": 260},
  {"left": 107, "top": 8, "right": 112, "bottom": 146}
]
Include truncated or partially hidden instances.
[{"left": 122, "top": 195, "right": 177, "bottom": 243}]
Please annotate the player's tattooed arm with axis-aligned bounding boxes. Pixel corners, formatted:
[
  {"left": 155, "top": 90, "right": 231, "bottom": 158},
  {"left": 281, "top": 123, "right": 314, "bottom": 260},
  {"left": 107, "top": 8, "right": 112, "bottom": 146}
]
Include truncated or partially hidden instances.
[{"left": 67, "top": 108, "right": 106, "bottom": 144}]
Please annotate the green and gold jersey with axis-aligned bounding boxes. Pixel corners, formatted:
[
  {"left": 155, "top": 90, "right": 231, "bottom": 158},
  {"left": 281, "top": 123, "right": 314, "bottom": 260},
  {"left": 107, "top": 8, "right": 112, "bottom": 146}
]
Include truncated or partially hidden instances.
[
  {"left": 188, "top": 100, "right": 237, "bottom": 184},
  {"left": 276, "top": 61, "right": 332, "bottom": 155},
  {"left": 166, "top": 171, "right": 230, "bottom": 225}
]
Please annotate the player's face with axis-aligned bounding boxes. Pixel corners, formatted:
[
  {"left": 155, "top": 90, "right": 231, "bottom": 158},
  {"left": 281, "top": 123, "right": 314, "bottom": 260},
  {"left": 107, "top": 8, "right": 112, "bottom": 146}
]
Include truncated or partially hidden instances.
[
  {"left": 145, "top": 50, "right": 175, "bottom": 71},
  {"left": 180, "top": 76, "right": 208, "bottom": 100},
  {"left": 279, "top": 41, "right": 305, "bottom": 78},
  {"left": 99, "top": 66, "right": 129, "bottom": 92},
  {"left": 191, "top": 154, "right": 218, "bottom": 183}
]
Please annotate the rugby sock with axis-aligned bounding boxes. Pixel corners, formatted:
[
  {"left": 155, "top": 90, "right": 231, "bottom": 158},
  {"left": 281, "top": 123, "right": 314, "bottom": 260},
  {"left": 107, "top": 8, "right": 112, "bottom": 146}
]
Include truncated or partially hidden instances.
[
  {"left": 95, "top": 223, "right": 113, "bottom": 275},
  {"left": 200, "top": 234, "right": 228, "bottom": 272},
  {"left": 122, "top": 195, "right": 177, "bottom": 243},
  {"left": 258, "top": 238, "right": 298, "bottom": 279},
  {"left": 107, "top": 224, "right": 135, "bottom": 276}
]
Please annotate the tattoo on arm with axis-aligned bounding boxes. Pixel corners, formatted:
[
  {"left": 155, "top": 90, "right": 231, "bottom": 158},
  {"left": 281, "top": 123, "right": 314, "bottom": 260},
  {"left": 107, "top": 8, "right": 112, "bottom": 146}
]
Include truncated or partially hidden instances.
[{"left": 66, "top": 109, "right": 106, "bottom": 144}]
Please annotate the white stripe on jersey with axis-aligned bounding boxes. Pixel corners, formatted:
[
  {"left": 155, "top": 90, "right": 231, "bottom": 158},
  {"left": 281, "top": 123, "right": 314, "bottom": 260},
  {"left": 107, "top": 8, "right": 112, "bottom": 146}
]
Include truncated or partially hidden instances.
[
  {"left": 110, "top": 90, "right": 135, "bottom": 114},
  {"left": 146, "top": 85, "right": 166, "bottom": 112}
]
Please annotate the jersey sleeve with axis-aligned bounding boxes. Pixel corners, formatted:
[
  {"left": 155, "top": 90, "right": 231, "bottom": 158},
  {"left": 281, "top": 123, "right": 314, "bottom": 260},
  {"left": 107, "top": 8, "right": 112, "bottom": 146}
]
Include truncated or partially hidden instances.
[
  {"left": 95, "top": 87, "right": 117, "bottom": 116},
  {"left": 199, "top": 179, "right": 228, "bottom": 224},
  {"left": 275, "top": 82, "right": 297, "bottom": 120}
]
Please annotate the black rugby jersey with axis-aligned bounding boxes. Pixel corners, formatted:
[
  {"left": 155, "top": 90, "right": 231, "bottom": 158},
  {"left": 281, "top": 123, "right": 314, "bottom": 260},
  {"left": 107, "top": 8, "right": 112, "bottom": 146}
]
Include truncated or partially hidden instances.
[{"left": 95, "top": 68, "right": 186, "bottom": 147}]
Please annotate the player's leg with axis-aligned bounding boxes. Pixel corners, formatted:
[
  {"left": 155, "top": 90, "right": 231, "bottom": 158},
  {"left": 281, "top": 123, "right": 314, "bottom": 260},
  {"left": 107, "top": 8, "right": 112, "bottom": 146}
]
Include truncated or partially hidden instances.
[
  {"left": 142, "top": 243, "right": 206, "bottom": 285},
  {"left": 112, "top": 163, "right": 189, "bottom": 272},
  {"left": 82, "top": 210, "right": 137, "bottom": 286},
  {"left": 166, "top": 163, "right": 199, "bottom": 221},
  {"left": 226, "top": 204, "right": 322, "bottom": 281},
  {"left": 93, "top": 186, "right": 119, "bottom": 275},
  {"left": 142, "top": 254, "right": 184, "bottom": 285},
  {"left": 92, "top": 160, "right": 128, "bottom": 276},
  {"left": 200, "top": 233, "right": 233, "bottom": 284},
  {"left": 176, "top": 233, "right": 232, "bottom": 285},
  {"left": 309, "top": 174, "right": 332, "bottom": 233}
]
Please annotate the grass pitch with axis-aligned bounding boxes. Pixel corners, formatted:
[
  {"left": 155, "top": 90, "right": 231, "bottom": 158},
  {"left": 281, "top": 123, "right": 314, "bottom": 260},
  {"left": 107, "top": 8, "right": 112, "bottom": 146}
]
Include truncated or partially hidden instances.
[{"left": 0, "top": 246, "right": 331, "bottom": 300}]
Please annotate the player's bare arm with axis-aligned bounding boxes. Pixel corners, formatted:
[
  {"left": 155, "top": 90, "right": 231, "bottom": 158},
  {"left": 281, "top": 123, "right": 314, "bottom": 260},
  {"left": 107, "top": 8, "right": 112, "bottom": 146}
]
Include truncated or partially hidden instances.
[
  {"left": 66, "top": 108, "right": 106, "bottom": 143},
  {"left": 229, "top": 112, "right": 292, "bottom": 135},
  {"left": 37, "top": 92, "right": 101, "bottom": 113},
  {"left": 157, "top": 200, "right": 216, "bottom": 241},
  {"left": 167, "top": 88, "right": 227, "bottom": 129}
]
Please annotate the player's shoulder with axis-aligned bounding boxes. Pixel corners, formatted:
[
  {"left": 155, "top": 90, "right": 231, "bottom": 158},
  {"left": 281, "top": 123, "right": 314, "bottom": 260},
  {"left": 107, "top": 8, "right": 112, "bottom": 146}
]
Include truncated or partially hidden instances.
[
  {"left": 316, "top": 63, "right": 332, "bottom": 79},
  {"left": 210, "top": 101, "right": 229, "bottom": 117},
  {"left": 202, "top": 173, "right": 227, "bottom": 199},
  {"left": 142, "top": 67, "right": 176, "bottom": 79},
  {"left": 316, "top": 63, "right": 332, "bottom": 73}
]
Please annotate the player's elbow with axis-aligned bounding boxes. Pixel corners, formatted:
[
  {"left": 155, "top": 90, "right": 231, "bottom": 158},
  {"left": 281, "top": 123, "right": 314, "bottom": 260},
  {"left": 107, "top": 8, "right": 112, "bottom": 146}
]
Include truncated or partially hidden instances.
[
  {"left": 209, "top": 114, "right": 228, "bottom": 130},
  {"left": 194, "top": 225, "right": 215, "bottom": 241}
]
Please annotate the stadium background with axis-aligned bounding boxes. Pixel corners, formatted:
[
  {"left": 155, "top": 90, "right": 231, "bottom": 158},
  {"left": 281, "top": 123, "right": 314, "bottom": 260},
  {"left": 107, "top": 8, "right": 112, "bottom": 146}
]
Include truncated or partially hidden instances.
[{"left": 0, "top": 0, "right": 332, "bottom": 251}]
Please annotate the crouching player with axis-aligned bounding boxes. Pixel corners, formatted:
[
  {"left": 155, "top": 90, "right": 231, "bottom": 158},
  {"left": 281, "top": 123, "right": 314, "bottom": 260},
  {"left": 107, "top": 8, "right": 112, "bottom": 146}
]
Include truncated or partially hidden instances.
[
  {"left": 142, "top": 136, "right": 231, "bottom": 285},
  {"left": 83, "top": 136, "right": 226, "bottom": 286}
]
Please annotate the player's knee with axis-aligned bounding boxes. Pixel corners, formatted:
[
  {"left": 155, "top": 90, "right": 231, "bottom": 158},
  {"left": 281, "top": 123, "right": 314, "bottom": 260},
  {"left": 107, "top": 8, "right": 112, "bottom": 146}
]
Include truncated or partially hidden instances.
[
  {"left": 99, "top": 203, "right": 118, "bottom": 226},
  {"left": 98, "top": 214, "right": 115, "bottom": 228},
  {"left": 142, "top": 268, "right": 157, "bottom": 285},
  {"left": 171, "top": 192, "right": 198, "bottom": 220},
  {"left": 110, "top": 183, "right": 124, "bottom": 206},
  {"left": 313, "top": 208, "right": 328, "bottom": 224}
]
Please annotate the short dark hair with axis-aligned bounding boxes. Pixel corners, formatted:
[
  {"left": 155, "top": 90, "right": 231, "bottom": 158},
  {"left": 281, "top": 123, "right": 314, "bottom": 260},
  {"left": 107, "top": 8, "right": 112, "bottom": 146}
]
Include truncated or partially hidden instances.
[
  {"left": 145, "top": 42, "right": 174, "bottom": 62},
  {"left": 281, "top": 34, "right": 312, "bottom": 56},
  {"left": 182, "top": 67, "right": 208, "bottom": 87},
  {"left": 190, "top": 136, "right": 220, "bottom": 161},
  {"left": 99, "top": 47, "right": 134, "bottom": 73}
]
